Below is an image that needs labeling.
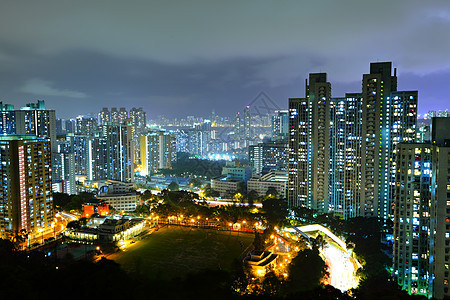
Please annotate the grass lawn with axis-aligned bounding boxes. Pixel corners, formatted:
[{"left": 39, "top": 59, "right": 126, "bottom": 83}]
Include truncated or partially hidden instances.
[{"left": 114, "top": 225, "right": 254, "bottom": 279}]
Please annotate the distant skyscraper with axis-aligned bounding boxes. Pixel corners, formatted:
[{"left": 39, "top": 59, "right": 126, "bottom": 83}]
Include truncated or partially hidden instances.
[
  {"left": 110, "top": 107, "right": 119, "bottom": 124},
  {"left": 0, "top": 136, "right": 53, "bottom": 240},
  {"left": 244, "top": 106, "right": 251, "bottom": 139},
  {"left": 129, "top": 107, "right": 147, "bottom": 166},
  {"left": 0, "top": 101, "right": 16, "bottom": 135},
  {"left": 249, "top": 141, "right": 288, "bottom": 175},
  {"left": 234, "top": 112, "right": 241, "bottom": 139},
  {"left": 140, "top": 131, "right": 176, "bottom": 175},
  {"left": 15, "top": 100, "right": 56, "bottom": 153},
  {"left": 99, "top": 123, "right": 134, "bottom": 182},
  {"left": 119, "top": 107, "right": 128, "bottom": 124},
  {"left": 75, "top": 116, "right": 97, "bottom": 136},
  {"left": 66, "top": 134, "right": 89, "bottom": 177},
  {"left": 98, "top": 107, "right": 110, "bottom": 125},
  {"left": 129, "top": 107, "right": 147, "bottom": 132},
  {"left": 271, "top": 110, "right": 289, "bottom": 141},
  {"left": 52, "top": 140, "right": 76, "bottom": 195}
]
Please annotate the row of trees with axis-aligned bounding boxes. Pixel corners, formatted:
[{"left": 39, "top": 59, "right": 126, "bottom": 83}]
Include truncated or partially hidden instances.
[{"left": 53, "top": 192, "right": 95, "bottom": 213}]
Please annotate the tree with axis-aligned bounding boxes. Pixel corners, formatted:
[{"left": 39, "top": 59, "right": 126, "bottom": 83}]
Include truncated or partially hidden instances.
[
  {"left": 262, "top": 271, "right": 284, "bottom": 295},
  {"left": 262, "top": 197, "right": 288, "bottom": 227},
  {"left": 265, "top": 187, "right": 278, "bottom": 197},
  {"left": 286, "top": 249, "right": 328, "bottom": 293},
  {"left": 135, "top": 204, "right": 150, "bottom": 216},
  {"left": 247, "top": 190, "right": 259, "bottom": 206},
  {"left": 312, "top": 234, "right": 326, "bottom": 251},
  {"left": 253, "top": 232, "right": 265, "bottom": 251},
  {"left": 167, "top": 182, "right": 180, "bottom": 191},
  {"left": 189, "top": 178, "right": 203, "bottom": 189},
  {"left": 204, "top": 183, "right": 220, "bottom": 198},
  {"left": 140, "top": 189, "right": 153, "bottom": 201}
]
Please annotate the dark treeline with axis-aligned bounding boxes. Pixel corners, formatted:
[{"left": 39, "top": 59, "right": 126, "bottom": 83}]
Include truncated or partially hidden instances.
[{"left": 158, "top": 152, "right": 226, "bottom": 179}]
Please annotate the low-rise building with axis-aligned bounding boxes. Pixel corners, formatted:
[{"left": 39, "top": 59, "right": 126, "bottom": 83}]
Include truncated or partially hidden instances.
[
  {"left": 222, "top": 161, "right": 251, "bottom": 182},
  {"left": 64, "top": 215, "right": 146, "bottom": 242},
  {"left": 211, "top": 176, "right": 242, "bottom": 197},
  {"left": 82, "top": 199, "right": 110, "bottom": 218},
  {"left": 247, "top": 172, "right": 288, "bottom": 198},
  {"left": 244, "top": 250, "right": 279, "bottom": 277},
  {"left": 97, "top": 193, "right": 138, "bottom": 212}
]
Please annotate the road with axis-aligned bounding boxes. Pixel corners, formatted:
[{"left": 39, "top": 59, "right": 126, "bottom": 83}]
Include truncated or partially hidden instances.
[
  {"left": 321, "top": 240, "right": 359, "bottom": 291},
  {"left": 281, "top": 225, "right": 360, "bottom": 292},
  {"left": 27, "top": 211, "right": 78, "bottom": 247}
]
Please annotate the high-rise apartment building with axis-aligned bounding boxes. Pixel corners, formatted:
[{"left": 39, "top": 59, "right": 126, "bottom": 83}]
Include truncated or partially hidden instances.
[
  {"left": 288, "top": 98, "right": 308, "bottom": 208},
  {"left": 98, "top": 107, "right": 110, "bottom": 125},
  {"left": 272, "top": 110, "right": 289, "bottom": 141},
  {"left": 288, "top": 74, "right": 331, "bottom": 211},
  {"left": 16, "top": 100, "right": 57, "bottom": 153},
  {"left": 52, "top": 140, "right": 76, "bottom": 195},
  {"left": 244, "top": 106, "right": 251, "bottom": 139},
  {"left": 0, "top": 102, "right": 16, "bottom": 134},
  {"left": 110, "top": 107, "right": 119, "bottom": 124},
  {"left": 360, "top": 63, "right": 417, "bottom": 219},
  {"left": 0, "top": 136, "right": 53, "bottom": 240},
  {"left": 75, "top": 116, "right": 97, "bottom": 136},
  {"left": 393, "top": 117, "right": 450, "bottom": 299},
  {"left": 288, "top": 62, "right": 417, "bottom": 219},
  {"left": 140, "top": 131, "right": 176, "bottom": 175},
  {"left": 98, "top": 123, "right": 135, "bottom": 182},
  {"left": 234, "top": 112, "right": 241, "bottom": 139},
  {"left": 328, "top": 94, "right": 362, "bottom": 219},
  {"left": 249, "top": 141, "right": 288, "bottom": 175},
  {"left": 118, "top": 108, "right": 128, "bottom": 124},
  {"left": 129, "top": 107, "right": 147, "bottom": 133}
]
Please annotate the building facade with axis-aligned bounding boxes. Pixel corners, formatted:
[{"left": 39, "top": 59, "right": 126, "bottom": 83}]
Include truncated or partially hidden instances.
[
  {"left": 0, "top": 136, "right": 53, "bottom": 240},
  {"left": 393, "top": 118, "right": 450, "bottom": 299}
]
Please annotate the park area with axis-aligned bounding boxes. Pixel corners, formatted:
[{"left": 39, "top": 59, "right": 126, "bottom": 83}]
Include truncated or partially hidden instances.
[{"left": 113, "top": 225, "right": 254, "bottom": 279}]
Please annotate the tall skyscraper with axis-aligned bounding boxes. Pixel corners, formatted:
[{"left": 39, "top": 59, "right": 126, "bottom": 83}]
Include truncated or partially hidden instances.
[
  {"left": 288, "top": 74, "right": 331, "bottom": 211},
  {"left": 272, "top": 110, "right": 289, "bottom": 141},
  {"left": 244, "top": 106, "right": 251, "bottom": 139},
  {"left": 99, "top": 123, "right": 135, "bottom": 182},
  {"left": 328, "top": 94, "right": 362, "bottom": 219},
  {"left": 234, "top": 112, "right": 241, "bottom": 139},
  {"left": 16, "top": 100, "right": 56, "bottom": 153},
  {"left": 360, "top": 62, "right": 417, "bottom": 219},
  {"left": 0, "top": 102, "right": 16, "bottom": 134},
  {"left": 249, "top": 141, "right": 288, "bottom": 175},
  {"left": 52, "top": 140, "right": 76, "bottom": 195},
  {"left": 0, "top": 136, "right": 53, "bottom": 240},
  {"left": 110, "top": 107, "right": 119, "bottom": 124},
  {"left": 288, "top": 62, "right": 418, "bottom": 220},
  {"left": 288, "top": 98, "right": 308, "bottom": 208},
  {"left": 98, "top": 107, "right": 110, "bottom": 125},
  {"left": 75, "top": 115, "right": 97, "bottom": 136},
  {"left": 129, "top": 107, "right": 147, "bottom": 132},
  {"left": 393, "top": 117, "right": 450, "bottom": 299},
  {"left": 118, "top": 107, "right": 128, "bottom": 124},
  {"left": 140, "top": 131, "right": 176, "bottom": 175}
]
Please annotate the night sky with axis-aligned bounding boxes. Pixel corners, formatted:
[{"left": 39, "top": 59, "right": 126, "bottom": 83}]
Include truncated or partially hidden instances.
[{"left": 1, "top": 1, "right": 449, "bottom": 119}]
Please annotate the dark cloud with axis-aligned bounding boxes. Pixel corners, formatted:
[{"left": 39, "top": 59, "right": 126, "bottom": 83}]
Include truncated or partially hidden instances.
[{"left": 0, "top": 1, "right": 449, "bottom": 118}]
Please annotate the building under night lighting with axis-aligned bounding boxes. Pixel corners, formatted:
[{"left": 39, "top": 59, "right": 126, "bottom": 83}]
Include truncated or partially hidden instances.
[{"left": 0, "top": 136, "right": 53, "bottom": 240}]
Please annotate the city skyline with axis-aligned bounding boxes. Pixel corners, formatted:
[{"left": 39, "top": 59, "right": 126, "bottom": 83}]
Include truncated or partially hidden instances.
[{"left": 1, "top": 1, "right": 450, "bottom": 119}]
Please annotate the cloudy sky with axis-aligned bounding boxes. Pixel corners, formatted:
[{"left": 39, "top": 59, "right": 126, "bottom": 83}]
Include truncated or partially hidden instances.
[{"left": 1, "top": 0, "right": 449, "bottom": 119}]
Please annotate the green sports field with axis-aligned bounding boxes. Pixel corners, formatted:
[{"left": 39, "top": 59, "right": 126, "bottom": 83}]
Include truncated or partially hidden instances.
[{"left": 114, "top": 225, "right": 254, "bottom": 279}]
